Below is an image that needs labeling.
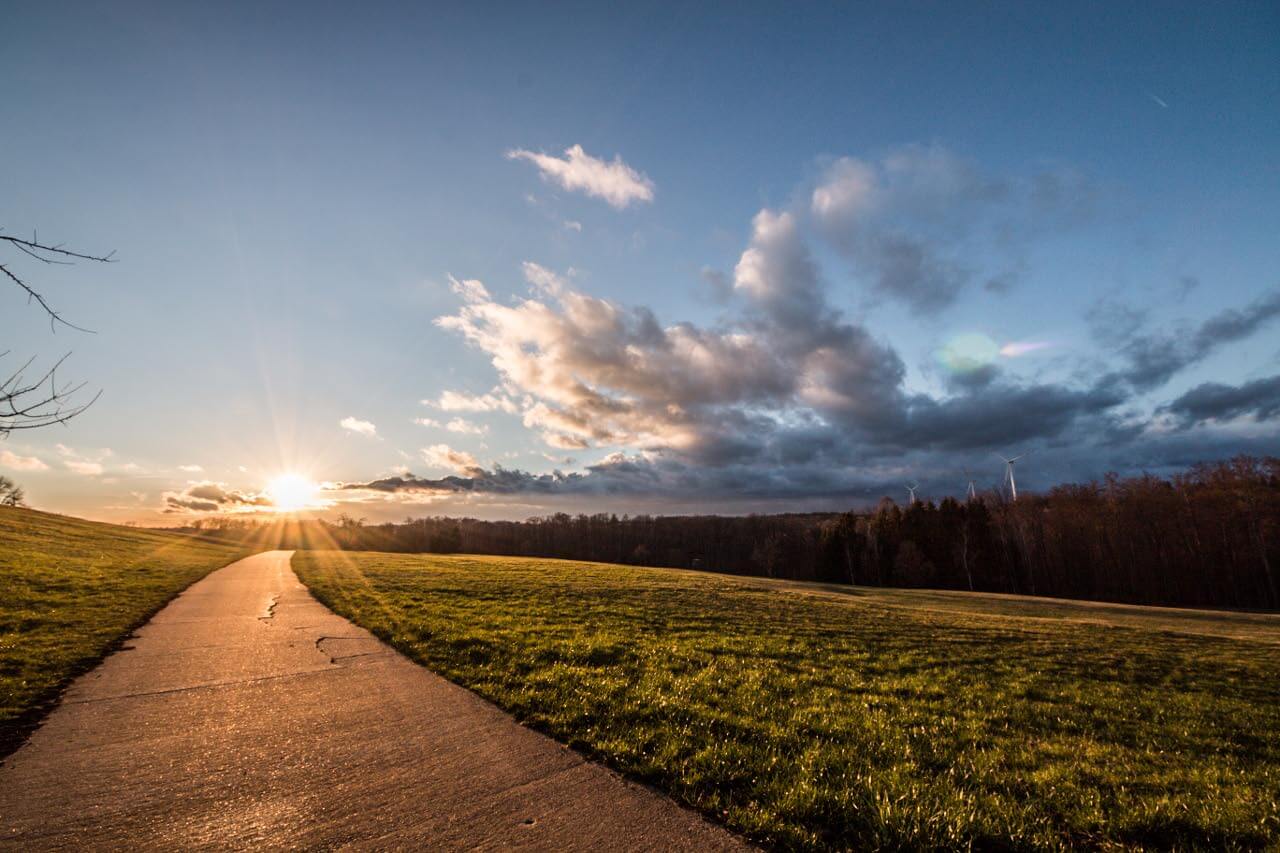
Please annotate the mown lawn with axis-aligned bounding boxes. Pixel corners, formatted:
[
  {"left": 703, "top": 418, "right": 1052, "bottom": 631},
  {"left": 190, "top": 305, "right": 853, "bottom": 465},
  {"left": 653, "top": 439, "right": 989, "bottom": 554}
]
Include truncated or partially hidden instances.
[
  {"left": 294, "top": 550, "right": 1280, "bottom": 851},
  {"left": 0, "top": 508, "right": 250, "bottom": 757}
]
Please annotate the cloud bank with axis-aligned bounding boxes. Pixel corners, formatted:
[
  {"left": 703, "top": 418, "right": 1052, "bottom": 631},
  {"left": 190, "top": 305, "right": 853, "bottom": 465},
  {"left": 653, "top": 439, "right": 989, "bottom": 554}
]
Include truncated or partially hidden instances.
[{"left": 164, "top": 482, "right": 273, "bottom": 513}]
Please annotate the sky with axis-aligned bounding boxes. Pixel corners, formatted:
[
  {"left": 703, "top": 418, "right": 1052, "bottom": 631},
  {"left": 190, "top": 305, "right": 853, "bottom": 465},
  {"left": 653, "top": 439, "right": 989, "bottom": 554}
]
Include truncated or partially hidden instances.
[{"left": 2, "top": 1, "right": 1278, "bottom": 523}]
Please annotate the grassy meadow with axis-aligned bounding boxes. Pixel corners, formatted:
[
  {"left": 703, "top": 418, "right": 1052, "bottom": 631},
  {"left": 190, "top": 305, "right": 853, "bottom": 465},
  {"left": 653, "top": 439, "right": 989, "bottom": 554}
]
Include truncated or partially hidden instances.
[
  {"left": 294, "top": 550, "right": 1280, "bottom": 851},
  {"left": 0, "top": 507, "right": 249, "bottom": 757}
]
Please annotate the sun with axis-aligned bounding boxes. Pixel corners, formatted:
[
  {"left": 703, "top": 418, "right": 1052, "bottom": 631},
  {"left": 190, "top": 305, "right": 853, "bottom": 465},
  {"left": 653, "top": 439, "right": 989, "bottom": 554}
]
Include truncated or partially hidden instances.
[{"left": 265, "top": 473, "right": 318, "bottom": 513}]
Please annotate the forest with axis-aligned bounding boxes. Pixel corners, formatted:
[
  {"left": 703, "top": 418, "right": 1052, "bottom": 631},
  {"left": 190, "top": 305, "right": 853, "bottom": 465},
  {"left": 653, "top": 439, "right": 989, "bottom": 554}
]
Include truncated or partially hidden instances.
[{"left": 190, "top": 456, "right": 1280, "bottom": 610}]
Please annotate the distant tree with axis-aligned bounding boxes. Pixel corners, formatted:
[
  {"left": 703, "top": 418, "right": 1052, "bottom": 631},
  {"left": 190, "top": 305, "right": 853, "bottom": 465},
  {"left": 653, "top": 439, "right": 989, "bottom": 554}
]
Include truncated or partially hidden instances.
[
  {"left": 1, "top": 231, "right": 113, "bottom": 434},
  {"left": 751, "top": 532, "right": 785, "bottom": 579},
  {"left": 429, "top": 524, "right": 463, "bottom": 554},
  {"left": 232, "top": 456, "right": 1279, "bottom": 609},
  {"left": 893, "top": 541, "right": 934, "bottom": 586},
  {"left": 0, "top": 475, "right": 25, "bottom": 507},
  {"left": 817, "top": 513, "right": 863, "bottom": 584}
]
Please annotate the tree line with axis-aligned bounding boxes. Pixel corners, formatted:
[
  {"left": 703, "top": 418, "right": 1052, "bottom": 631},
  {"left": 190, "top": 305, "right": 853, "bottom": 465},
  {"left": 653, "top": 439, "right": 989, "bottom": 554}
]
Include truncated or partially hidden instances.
[{"left": 184, "top": 456, "right": 1279, "bottom": 610}]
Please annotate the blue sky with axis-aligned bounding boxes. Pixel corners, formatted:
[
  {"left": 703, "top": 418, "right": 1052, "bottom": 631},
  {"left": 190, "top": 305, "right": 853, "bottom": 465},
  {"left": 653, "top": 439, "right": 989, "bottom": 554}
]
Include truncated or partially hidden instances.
[{"left": 2, "top": 1, "right": 1278, "bottom": 522}]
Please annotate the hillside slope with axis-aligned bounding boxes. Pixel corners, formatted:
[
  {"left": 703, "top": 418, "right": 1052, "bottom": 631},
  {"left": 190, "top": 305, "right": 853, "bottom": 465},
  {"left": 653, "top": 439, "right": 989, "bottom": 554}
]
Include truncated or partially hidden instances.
[{"left": 0, "top": 508, "right": 251, "bottom": 758}]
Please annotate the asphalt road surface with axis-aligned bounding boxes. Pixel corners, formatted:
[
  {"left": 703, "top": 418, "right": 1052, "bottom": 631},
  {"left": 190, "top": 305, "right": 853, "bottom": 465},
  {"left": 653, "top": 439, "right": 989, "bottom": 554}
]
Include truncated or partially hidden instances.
[{"left": 0, "top": 551, "right": 746, "bottom": 851}]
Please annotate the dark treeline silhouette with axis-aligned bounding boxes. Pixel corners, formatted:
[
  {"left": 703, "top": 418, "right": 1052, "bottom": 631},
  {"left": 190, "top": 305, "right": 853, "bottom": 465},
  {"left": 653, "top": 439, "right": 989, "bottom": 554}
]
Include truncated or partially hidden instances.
[{"left": 185, "top": 456, "right": 1280, "bottom": 610}]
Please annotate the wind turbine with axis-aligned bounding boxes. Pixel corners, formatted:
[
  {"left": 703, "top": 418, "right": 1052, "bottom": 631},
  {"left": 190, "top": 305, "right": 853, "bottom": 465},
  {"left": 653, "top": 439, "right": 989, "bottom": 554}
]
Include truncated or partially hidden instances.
[
  {"left": 963, "top": 468, "right": 977, "bottom": 502},
  {"left": 996, "top": 452, "right": 1028, "bottom": 501},
  {"left": 905, "top": 481, "right": 919, "bottom": 505}
]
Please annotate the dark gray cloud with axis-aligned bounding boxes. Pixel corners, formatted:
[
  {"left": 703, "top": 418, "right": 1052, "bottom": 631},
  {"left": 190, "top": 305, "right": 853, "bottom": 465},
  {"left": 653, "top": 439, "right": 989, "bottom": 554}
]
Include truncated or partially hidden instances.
[
  {"left": 164, "top": 482, "right": 272, "bottom": 513},
  {"left": 347, "top": 468, "right": 585, "bottom": 495},
  {"left": 342, "top": 454, "right": 896, "bottom": 504},
  {"left": 899, "top": 381, "right": 1126, "bottom": 452},
  {"left": 164, "top": 497, "right": 220, "bottom": 513},
  {"left": 1163, "top": 374, "right": 1280, "bottom": 427},
  {"left": 1105, "top": 289, "right": 1280, "bottom": 392}
]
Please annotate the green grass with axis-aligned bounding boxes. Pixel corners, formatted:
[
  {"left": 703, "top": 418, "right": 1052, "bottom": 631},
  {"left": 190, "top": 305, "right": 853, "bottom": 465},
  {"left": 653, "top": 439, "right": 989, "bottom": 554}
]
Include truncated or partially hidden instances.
[
  {"left": 294, "top": 550, "right": 1280, "bottom": 851},
  {"left": 0, "top": 507, "right": 250, "bottom": 757}
]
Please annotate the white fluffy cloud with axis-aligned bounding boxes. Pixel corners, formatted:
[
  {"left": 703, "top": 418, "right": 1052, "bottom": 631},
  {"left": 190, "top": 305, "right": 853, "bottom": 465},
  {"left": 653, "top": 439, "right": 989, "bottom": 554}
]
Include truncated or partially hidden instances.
[
  {"left": 56, "top": 444, "right": 110, "bottom": 477},
  {"left": 445, "top": 417, "right": 488, "bottom": 435},
  {"left": 435, "top": 217, "right": 907, "bottom": 462},
  {"left": 340, "top": 416, "right": 378, "bottom": 437},
  {"left": 430, "top": 389, "right": 518, "bottom": 414},
  {"left": 421, "top": 444, "right": 481, "bottom": 474},
  {"left": 506, "top": 144, "right": 655, "bottom": 209},
  {"left": 0, "top": 449, "right": 49, "bottom": 471}
]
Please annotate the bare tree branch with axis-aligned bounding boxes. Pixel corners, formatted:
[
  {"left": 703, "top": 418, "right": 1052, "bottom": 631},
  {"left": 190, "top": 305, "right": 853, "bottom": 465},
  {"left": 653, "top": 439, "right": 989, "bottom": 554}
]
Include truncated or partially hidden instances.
[
  {"left": 1, "top": 230, "right": 113, "bottom": 431},
  {"left": 0, "top": 352, "right": 102, "bottom": 435},
  {"left": 1, "top": 230, "right": 115, "bottom": 332}
]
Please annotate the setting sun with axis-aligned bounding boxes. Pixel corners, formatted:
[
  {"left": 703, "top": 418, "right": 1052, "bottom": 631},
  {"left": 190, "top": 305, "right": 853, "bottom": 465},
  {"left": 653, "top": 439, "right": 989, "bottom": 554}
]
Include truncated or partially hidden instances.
[{"left": 265, "top": 473, "right": 318, "bottom": 513}]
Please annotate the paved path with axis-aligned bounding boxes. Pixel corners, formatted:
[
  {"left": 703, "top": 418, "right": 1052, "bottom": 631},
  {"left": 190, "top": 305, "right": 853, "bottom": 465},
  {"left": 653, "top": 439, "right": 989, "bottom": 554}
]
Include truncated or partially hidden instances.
[{"left": 0, "top": 552, "right": 746, "bottom": 851}]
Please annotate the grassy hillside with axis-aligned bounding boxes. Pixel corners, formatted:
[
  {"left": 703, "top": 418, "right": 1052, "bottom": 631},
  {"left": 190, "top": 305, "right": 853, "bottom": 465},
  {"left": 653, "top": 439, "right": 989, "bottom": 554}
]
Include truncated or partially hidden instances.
[
  {"left": 0, "top": 508, "right": 250, "bottom": 758},
  {"left": 294, "top": 550, "right": 1280, "bottom": 851}
]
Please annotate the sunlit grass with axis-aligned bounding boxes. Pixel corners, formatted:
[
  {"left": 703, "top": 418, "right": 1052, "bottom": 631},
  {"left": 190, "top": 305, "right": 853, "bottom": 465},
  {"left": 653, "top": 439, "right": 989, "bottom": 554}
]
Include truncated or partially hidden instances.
[
  {"left": 294, "top": 550, "right": 1280, "bottom": 850},
  {"left": 0, "top": 508, "right": 250, "bottom": 757}
]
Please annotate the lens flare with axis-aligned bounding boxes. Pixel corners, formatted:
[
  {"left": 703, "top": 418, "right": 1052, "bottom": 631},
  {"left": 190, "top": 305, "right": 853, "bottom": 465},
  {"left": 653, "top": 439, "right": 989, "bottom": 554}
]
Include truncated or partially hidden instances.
[
  {"left": 265, "top": 473, "right": 318, "bottom": 512},
  {"left": 938, "top": 333, "right": 999, "bottom": 374},
  {"left": 999, "top": 341, "right": 1051, "bottom": 357}
]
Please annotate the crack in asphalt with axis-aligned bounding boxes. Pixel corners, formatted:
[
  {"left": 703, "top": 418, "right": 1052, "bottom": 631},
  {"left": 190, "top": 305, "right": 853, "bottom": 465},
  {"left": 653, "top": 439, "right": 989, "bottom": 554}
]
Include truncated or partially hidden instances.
[
  {"left": 258, "top": 595, "right": 279, "bottom": 623},
  {"left": 314, "top": 635, "right": 379, "bottom": 664}
]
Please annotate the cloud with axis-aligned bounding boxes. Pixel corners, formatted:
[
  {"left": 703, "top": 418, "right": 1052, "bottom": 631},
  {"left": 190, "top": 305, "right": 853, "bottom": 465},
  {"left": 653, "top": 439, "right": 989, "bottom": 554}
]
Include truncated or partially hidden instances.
[
  {"left": 339, "top": 451, "right": 934, "bottom": 505},
  {"left": 340, "top": 416, "right": 378, "bottom": 437},
  {"left": 163, "top": 481, "right": 273, "bottom": 514},
  {"left": 421, "top": 444, "right": 482, "bottom": 475},
  {"left": 177, "top": 464, "right": 203, "bottom": 473},
  {"left": 0, "top": 449, "right": 48, "bottom": 471},
  {"left": 164, "top": 496, "right": 220, "bottom": 513},
  {"left": 433, "top": 211, "right": 1125, "bottom": 480},
  {"left": 429, "top": 389, "right": 519, "bottom": 414},
  {"left": 1104, "top": 289, "right": 1280, "bottom": 392},
  {"left": 55, "top": 444, "right": 123, "bottom": 477},
  {"left": 811, "top": 145, "right": 1094, "bottom": 313},
  {"left": 563, "top": 220, "right": 583, "bottom": 232},
  {"left": 390, "top": 146, "right": 1276, "bottom": 509},
  {"left": 340, "top": 453, "right": 679, "bottom": 499},
  {"left": 506, "top": 144, "right": 655, "bottom": 209},
  {"left": 445, "top": 417, "right": 488, "bottom": 435},
  {"left": 1086, "top": 298, "right": 1148, "bottom": 347},
  {"left": 1162, "top": 374, "right": 1280, "bottom": 427},
  {"left": 413, "top": 417, "right": 441, "bottom": 428},
  {"left": 900, "top": 382, "right": 1125, "bottom": 451}
]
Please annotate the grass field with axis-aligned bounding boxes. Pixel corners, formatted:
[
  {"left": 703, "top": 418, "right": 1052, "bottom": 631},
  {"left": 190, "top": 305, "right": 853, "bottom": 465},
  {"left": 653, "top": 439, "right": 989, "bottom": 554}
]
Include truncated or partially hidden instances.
[
  {"left": 0, "top": 507, "right": 249, "bottom": 758},
  {"left": 294, "top": 550, "right": 1280, "bottom": 851}
]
